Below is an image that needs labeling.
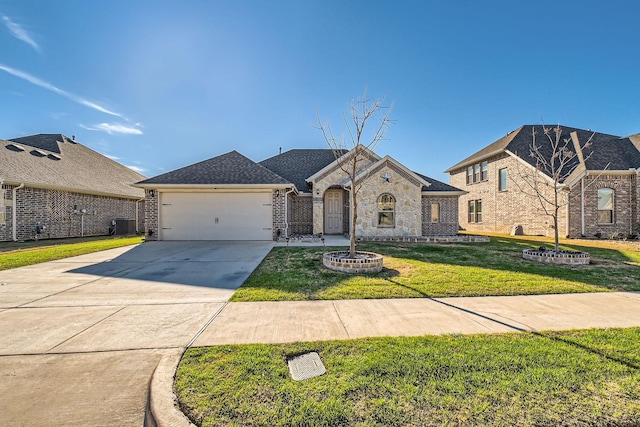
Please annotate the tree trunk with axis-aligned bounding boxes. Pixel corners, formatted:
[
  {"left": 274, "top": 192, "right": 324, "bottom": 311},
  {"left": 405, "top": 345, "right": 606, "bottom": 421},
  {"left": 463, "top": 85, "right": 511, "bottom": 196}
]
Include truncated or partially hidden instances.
[{"left": 350, "top": 187, "right": 356, "bottom": 258}]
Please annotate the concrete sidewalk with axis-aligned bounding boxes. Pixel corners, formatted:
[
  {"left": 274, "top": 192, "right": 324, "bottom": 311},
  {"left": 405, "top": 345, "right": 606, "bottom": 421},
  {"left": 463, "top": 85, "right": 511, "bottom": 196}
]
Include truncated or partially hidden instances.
[
  {"left": 193, "top": 292, "right": 640, "bottom": 346},
  {"left": 151, "top": 291, "right": 640, "bottom": 426}
]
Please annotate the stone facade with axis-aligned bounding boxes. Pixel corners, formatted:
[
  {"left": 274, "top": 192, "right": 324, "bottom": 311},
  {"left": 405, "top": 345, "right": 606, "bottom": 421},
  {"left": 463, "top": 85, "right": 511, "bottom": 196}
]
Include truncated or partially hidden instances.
[
  {"left": 311, "top": 156, "right": 376, "bottom": 235},
  {"left": 355, "top": 163, "right": 422, "bottom": 237},
  {"left": 1, "top": 184, "right": 143, "bottom": 242},
  {"left": 450, "top": 154, "right": 568, "bottom": 237}
]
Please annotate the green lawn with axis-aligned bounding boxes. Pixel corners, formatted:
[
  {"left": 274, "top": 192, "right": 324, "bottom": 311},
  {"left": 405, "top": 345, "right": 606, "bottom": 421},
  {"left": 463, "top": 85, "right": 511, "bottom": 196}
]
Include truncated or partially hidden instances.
[
  {"left": 231, "top": 236, "right": 640, "bottom": 301},
  {"left": 175, "top": 327, "right": 640, "bottom": 427},
  {"left": 0, "top": 236, "right": 144, "bottom": 270}
]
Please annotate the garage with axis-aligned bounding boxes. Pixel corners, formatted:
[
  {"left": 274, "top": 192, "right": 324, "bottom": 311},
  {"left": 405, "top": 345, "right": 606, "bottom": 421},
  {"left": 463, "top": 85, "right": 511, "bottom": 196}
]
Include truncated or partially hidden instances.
[{"left": 159, "top": 192, "right": 273, "bottom": 240}]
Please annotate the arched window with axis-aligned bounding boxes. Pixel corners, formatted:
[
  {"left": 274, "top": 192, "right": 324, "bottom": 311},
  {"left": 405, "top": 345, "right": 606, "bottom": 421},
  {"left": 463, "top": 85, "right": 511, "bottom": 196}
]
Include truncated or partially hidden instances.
[
  {"left": 377, "top": 194, "right": 395, "bottom": 227},
  {"left": 597, "top": 188, "right": 614, "bottom": 224}
]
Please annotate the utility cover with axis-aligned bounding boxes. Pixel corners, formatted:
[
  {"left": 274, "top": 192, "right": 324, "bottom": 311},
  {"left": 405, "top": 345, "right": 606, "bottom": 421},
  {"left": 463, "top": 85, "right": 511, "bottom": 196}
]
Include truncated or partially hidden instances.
[{"left": 287, "top": 352, "right": 326, "bottom": 381}]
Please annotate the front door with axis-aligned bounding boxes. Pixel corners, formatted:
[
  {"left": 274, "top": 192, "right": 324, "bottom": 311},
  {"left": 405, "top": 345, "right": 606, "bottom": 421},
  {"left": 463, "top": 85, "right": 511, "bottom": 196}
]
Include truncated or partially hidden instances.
[{"left": 324, "top": 189, "right": 343, "bottom": 234}]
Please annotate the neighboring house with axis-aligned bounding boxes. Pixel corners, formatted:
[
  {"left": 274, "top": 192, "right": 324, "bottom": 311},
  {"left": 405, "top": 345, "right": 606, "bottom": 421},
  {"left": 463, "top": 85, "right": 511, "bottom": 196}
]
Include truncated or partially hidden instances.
[
  {"left": 446, "top": 125, "right": 640, "bottom": 238},
  {"left": 136, "top": 147, "right": 465, "bottom": 241},
  {"left": 1, "top": 134, "right": 146, "bottom": 242}
]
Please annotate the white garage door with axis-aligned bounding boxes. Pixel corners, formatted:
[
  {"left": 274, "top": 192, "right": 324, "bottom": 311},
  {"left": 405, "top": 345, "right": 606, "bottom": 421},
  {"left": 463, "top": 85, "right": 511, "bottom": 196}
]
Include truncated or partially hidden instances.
[{"left": 160, "top": 192, "right": 273, "bottom": 240}]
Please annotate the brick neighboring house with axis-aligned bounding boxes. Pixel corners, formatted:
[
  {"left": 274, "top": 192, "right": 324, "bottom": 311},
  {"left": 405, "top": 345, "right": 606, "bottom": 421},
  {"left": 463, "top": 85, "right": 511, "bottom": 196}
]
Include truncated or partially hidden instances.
[
  {"left": 1, "top": 134, "right": 146, "bottom": 242},
  {"left": 446, "top": 125, "right": 640, "bottom": 238},
  {"left": 136, "top": 147, "right": 465, "bottom": 241}
]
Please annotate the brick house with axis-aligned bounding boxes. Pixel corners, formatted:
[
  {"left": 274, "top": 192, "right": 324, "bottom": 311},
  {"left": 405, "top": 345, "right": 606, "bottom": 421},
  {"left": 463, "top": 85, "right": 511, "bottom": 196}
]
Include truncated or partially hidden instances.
[
  {"left": 136, "top": 146, "right": 465, "bottom": 241},
  {"left": 446, "top": 125, "right": 640, "bottom": 238},
  {"left": 1, "top": 134, "right": 146, "bottom": 242}
]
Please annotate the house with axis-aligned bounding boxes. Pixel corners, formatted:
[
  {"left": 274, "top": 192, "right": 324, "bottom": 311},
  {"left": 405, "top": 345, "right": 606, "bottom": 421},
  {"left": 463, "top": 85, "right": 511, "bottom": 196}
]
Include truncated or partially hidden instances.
[
  {"left": 135, "top": 146, "right": 465, "bottom": 241},
  {"left": 445, "top": 125, "right": 640, "bottom": 238},
  {"left": 1, "top": 134, "right": 146, "bottom": 242}
]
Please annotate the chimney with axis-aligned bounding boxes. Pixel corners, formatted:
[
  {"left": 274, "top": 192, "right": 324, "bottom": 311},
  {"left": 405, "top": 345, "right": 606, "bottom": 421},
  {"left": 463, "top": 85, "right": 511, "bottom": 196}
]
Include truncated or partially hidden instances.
[{"left": 279, "top": 147, "right": 282, "bottom": 155}]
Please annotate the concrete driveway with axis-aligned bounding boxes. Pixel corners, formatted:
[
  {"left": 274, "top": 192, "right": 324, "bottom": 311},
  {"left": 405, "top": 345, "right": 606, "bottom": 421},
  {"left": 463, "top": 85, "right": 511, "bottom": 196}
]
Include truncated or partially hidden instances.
[{"left": 0, "top": 241, "right": 274, "bottom": 427}]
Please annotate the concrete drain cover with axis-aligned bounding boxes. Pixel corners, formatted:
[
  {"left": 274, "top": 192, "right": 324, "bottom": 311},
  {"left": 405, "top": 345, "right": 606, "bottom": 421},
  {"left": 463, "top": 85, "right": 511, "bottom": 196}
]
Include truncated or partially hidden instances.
[{"left": 287, "top": 352, "right": 326, "bottom": 381}]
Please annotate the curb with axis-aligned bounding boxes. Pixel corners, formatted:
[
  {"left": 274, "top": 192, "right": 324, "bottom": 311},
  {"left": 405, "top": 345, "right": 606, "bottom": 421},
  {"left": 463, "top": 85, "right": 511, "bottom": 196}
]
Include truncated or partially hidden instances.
[{"left": 144, "top": 348, "right": 195, "bottom": 427}]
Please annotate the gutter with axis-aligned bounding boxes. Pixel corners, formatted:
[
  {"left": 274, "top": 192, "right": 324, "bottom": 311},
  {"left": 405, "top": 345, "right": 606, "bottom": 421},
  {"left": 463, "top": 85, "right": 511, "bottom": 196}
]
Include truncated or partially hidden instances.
[{"left": 12, "top": 183, "right": 24, "bottom": 241}]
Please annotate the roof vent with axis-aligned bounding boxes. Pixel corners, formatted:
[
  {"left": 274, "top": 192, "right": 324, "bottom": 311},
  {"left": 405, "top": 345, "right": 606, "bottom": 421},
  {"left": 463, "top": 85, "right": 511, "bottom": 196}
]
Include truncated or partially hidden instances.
[
  {"left": 48, "top": 153, "right": 61, "bottom": 161},
  {"left": 30, "top": 149, "right": 47, "bottom": 157},
  {"left": 6, "top": 143, "right": 25, "bottom": 152}
]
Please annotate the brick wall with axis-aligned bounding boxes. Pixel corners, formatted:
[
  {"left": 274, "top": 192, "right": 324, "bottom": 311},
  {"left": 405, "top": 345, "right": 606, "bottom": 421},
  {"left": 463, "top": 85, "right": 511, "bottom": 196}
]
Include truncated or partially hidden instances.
[
  {"left": 1, "top": 184, "right": 141, "bottom": 242},
  {"left": 144, "top": 189, "right": 159, "bottom": 240},
  {"left": 421, "top": 195, "right": 459, "bottom": 236},
  {"left": 288, "top": 194, "right": 313, "bottom": 235},
  {"left": 272, "top": 190, "right": 286, "bottom": 240},
  {"left": 568, "top": 174, "right": 638, "bottom": 238},
  {"left": 450, "top": 154, "right": 569, "bottom": 236}
]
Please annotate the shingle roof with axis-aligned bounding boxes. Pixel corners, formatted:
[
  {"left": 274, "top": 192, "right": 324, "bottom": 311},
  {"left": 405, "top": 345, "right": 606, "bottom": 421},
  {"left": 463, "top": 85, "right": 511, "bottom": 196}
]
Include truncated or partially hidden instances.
[
  {"left": 445, "top": 125, "right": 640, "bottom": 178},
  {"left": 137, "top": 150, "right": 290, "bottom": 186},
  {"left": 259, "top": 149, "right": 348, "bottom": 192},
  {"left": 415, "top": 173, "right": 464, "bottom": 192},
  {"left": 2, "top": 134, "right": 145, "bottom": 198}
]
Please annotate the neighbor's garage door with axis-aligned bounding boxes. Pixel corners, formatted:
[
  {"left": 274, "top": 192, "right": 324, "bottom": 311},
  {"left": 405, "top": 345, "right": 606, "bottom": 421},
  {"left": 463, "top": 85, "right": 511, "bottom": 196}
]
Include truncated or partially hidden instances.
[{"left": 159, "top": 192, "right": 273, "bottom": 240}]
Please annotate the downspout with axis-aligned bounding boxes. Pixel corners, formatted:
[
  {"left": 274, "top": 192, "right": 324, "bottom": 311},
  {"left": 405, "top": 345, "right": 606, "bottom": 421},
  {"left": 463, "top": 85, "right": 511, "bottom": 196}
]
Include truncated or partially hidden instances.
[
  {"left": 284, "top": 188, "right": 295, "bottom": 238},
  {"left": 12, "top": 183, "right": 24, "bottom": 241}
]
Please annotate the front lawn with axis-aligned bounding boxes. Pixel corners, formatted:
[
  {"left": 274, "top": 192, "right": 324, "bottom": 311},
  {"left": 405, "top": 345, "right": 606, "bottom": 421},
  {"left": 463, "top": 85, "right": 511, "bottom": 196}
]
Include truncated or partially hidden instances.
[
  {"left": 175, "top": 327, "right": 640, "bottom": 426},
  {"left": 231, "top": 236, "right": 640, "bottom": 301},
  {"left": 0, "top": 236, "right": 144, "bottom": 270}
]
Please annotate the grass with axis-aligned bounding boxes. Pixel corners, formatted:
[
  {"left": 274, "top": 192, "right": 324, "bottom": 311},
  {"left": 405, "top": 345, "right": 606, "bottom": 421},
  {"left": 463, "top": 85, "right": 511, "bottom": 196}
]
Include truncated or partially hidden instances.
[
  {"left": 0, "top": 236, "right": 144, "bottom": 270},
  {"left": 175, "top": 327, "right": 640, "bottom": 427},
  {"left": 231, "top": 235, "right": 640, "bottom": 301}
]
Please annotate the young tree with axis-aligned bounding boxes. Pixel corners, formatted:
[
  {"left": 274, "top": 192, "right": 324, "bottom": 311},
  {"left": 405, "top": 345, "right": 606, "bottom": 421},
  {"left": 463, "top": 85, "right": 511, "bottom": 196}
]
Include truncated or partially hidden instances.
[
  {"left": 514, "top": 125, "right": 601, "bottom": 252},
  {"left": 316, "top": 92, "right": 394, "bottom": 258}
]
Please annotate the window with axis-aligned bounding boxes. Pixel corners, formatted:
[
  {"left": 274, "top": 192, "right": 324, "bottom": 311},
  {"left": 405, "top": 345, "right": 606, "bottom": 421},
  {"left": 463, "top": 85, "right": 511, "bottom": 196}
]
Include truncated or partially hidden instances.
[
  {"left": 466, "top": 161, "right": 489, "bottom": 184},
  {"left": 473, "top": 164, "right": 480, "bottom": 183},
  {"left": 499, "top": 168, "right": 508, "bottom": 191},
  {"left": 431, "top": 203, "right": 440, "bottom": 223},
  {"left": 468, "top": 199, "right": 482, "bottom": 223},
  {"left": 597, "top": 188, "right": 614, "bottom": 224},
  {"left": 377, "top": 194, "right": 395, "bottom": 227}
]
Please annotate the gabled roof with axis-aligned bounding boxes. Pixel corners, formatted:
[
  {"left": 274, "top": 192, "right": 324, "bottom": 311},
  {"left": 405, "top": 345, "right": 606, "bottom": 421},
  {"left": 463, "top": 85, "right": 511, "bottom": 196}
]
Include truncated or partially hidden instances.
[
  {"left": 445, "top": 125, "right": 640, "bottom": 178},
  {"left": 351, "top": 155, "right": 431, "bottom": 188},
  {"left": 259, "top": 149, "right": 347, "bottom": 193},
  {"left": 137, "top": 150, "right": 290, "bottom": 187},
  {"left": 415, "top": 173, "right": 465, "bottom": 194},
  {"left": 2, "top": 134, "right": 145, "bottom": 198},
  {"left": 306, "top": 145, "right": 381, "bottom": 184}
]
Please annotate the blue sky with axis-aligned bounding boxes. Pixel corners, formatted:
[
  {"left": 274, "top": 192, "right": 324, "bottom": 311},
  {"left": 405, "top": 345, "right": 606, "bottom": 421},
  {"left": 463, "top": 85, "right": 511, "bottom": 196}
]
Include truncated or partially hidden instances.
[{"left": 1, "top": 1, "right": 639, "bottom": 182}]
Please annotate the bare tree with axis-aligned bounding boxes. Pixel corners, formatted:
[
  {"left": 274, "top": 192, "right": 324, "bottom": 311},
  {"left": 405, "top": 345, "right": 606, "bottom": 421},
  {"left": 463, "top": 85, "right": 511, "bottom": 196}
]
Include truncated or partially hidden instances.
[
  {"left": 513, "top": 125, "right": 603, "bottom": 252},
  {"left": 316, "top": 91, "right": 394, "bottom": 258}
]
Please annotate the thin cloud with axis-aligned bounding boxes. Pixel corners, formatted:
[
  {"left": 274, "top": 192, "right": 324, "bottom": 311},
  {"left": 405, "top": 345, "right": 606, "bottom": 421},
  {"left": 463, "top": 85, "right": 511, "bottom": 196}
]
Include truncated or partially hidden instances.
[
  {"left": 125, "top": 165, "right": 146, "bottom": 174},
  {"left": 0, "top": 63, "right": 122, "bottom": 117},
  {"left": 2, "top": 15, "right": 40, "bottom": 51},
  {"left": 80, "top": 123, "right": 143, "bottom": 135}
]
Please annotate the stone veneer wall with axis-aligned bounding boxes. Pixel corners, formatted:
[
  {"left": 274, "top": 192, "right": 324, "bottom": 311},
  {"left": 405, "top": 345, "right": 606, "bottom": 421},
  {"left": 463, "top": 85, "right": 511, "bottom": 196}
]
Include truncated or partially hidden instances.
[
  {"left": 421, "top": 196, "right": 459, "bottom": 236},
  {"left": 288, "top": 194, "right": 313, "bottom": 235},
  {"left": 568, "top": 174, "right": 638, "bottom": 238},
  {"left": 450, "top": 153, "right": 568, "bottom": 237},
  {"left": 1, "top": 184, "right": 141, "bottom": 242},
  {"left": 355, "top": 163, "right": 422, "bottom": 237},
  {"left": 312, "top": 156, "right": 375, "bottom": 235}
]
